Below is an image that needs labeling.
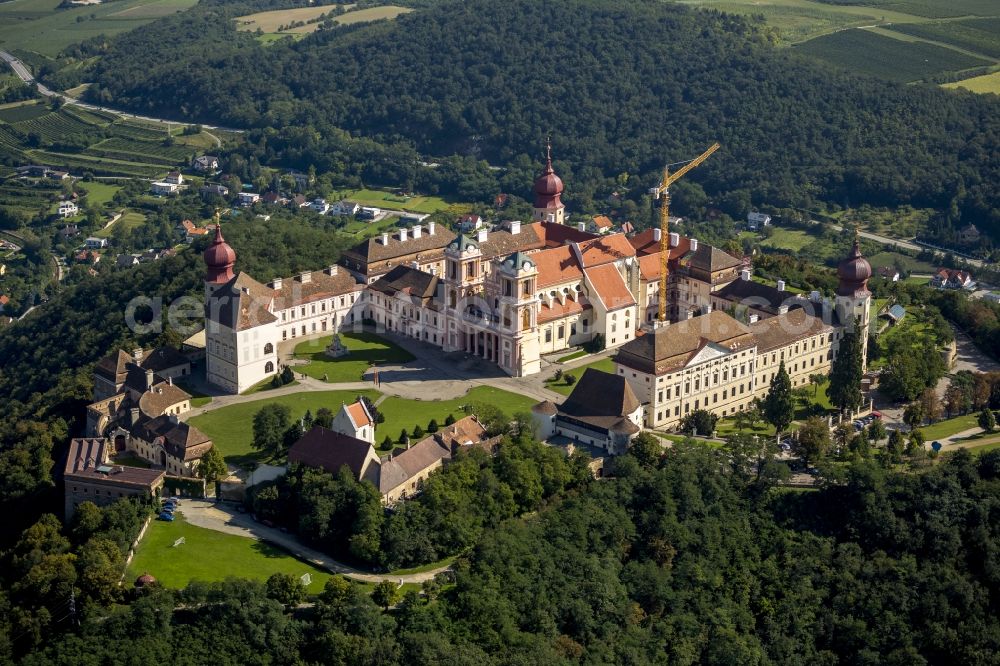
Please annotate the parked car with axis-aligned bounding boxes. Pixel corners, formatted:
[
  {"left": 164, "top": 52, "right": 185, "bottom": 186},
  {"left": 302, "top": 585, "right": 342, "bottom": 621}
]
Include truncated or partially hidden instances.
[{"left": 157, "top": 512, "right": 175, "bottom": 521}]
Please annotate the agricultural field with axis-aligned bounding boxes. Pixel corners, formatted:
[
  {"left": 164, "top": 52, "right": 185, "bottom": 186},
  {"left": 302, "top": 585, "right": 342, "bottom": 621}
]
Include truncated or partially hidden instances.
[
  {"left": 794, "top": 28, "right": 992, "bottom": 82},
  {"left": 944, "top": 70, "right": 1000, "bottom": 94},
  {"left": 760, "top": 227, "right": 816, "bottom": 252},
  {"left": 236, "top": 4, "right": 412, "bottom": 42},
  {"left": 889, "top": 18, "right": 1000, "bottom": 60},
  {"left": 94, "top": 210, "right": 145, "bottom": 238},
  {"left": 0, "top": 181, "right": 62, "bottom": 218},
  {"left": 0, "top": 106, "right": 211, "bottom": 178},
  {"left": 866, "top": 251, "right": 938, "bottom": 274},
  {"left": 678, "top": 0, "right": 935, "bottom": 43},
  {"left": 0, "top": 0, "right": 198, "bottom": 57}
]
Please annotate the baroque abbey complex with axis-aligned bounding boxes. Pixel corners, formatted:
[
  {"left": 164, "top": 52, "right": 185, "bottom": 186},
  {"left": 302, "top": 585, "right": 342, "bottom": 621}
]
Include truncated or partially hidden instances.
[{"left": 203, "top": 149, "right": 871, "bottom": 432}]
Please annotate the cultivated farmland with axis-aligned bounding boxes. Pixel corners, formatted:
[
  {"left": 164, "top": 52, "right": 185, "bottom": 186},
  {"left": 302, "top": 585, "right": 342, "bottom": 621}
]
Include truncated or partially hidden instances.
[
  {"left": 944, "top": 70, "right": 1000, "bottom": 95},
  {"left": 889, "top": 18, "right": 1000, "bottom": 60},
  {"left": 0, "top": 105, "right": 210, "bottom": 178},
  {"left": 0, "top": 0, "right": 198, "bottom": 57},
  {"left": 236, "top": 4, "right": 413, "bottom": 41},
  {"left": 794, "top": 28, "right": 992, "bottom": 82}
]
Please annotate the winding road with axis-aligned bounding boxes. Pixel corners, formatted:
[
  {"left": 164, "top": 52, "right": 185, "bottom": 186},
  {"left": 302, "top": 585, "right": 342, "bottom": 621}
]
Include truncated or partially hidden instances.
[{"left": 0, "top": 49, "right": 242, "bottom": 135}]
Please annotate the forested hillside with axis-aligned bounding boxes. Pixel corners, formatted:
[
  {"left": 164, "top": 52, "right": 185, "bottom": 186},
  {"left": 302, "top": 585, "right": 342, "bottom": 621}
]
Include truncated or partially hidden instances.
[
  {"left": 82, "top": 0, "right": 1000, "bottom": 236},
  {"left": 12, "top": 444, "right": 1000, "bottom": 663}
]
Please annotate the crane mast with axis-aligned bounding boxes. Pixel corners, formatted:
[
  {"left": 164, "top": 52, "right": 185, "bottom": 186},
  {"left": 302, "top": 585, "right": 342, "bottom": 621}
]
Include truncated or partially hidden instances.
[{"left": 652, "top": 142, "right": 720, "bottom": 322}]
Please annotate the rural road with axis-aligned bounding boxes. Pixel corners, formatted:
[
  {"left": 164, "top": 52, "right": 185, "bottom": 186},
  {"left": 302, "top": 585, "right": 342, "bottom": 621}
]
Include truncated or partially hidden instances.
[
  {"left": 0, "top": 49, "right": 243, "bottom": 134},
  {"left": 179, "top": 500, "right": 450, "bottom": 584},
  {"left": 817, "top": 220, "right": 987, "bottom": 269}
]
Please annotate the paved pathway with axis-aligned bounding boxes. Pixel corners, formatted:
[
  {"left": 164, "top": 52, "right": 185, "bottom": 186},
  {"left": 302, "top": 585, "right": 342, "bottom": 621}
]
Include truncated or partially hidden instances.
[
  {"left": 179, "top": 500, "right": 449, "bottom": 584},
  {"left": 185, "top": 329, "right": 566, "bottom": 418}
]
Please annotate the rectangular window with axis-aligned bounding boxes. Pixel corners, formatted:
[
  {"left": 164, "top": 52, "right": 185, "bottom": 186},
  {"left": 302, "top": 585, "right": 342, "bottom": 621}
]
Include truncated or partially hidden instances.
[
  {"left": 545, "top": 329, "right": 552, "bottom": 343},
  {"left": 557, "top": 325, "right": 565, "bottom": 339}
]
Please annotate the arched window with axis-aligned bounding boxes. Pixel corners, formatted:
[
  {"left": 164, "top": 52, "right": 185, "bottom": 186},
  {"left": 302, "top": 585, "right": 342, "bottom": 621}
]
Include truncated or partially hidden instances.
[
  {"left": 265, "top": 361, "right": 275, "bottom": 373},
  {"left": 263, "top": 343, "right": 274, "bottom": 354}
]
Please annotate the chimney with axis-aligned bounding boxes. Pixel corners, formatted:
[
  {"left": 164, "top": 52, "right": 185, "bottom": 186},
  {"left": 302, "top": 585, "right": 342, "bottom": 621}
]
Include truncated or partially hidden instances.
[
  {"left": 741, "top": 269, "right": 751, "bottom": 281},
  {"left": 705, "top": 304, "right": 713, "bottom": 314},
  {"left": 577, "top": 221, "right": 586, "bottom": 232},
  {"left": 749, "top": 314, "right": 759, "bottom": 323},
  {"left": 132, "top": 347, "right": 144, "bottom": 362},
  {"left": 381, "top": 232, "right": 389, "bottom": 245},
  {"left": 776, "top": 280, "right": 785, "bottom": 292},
  {"left": 271, "top": 277, "right": 283, "bottom": 290},
  {"left": 167, "top": 376, "right": 173, "bottom": 386},
  {"left": 669, "top": 232, "right": 679, "bottom": 248},
  {"left": 412, "top": 224, "right": 422, "bottom": 239},
  {"left": 428, "top": 221, "right": 436, "bottom": 235},
  {"left": 399, "top": 228, "right": 408, "bottom": 242},
  {"left": 510, "top": 220, "right": 521, "bottom": 235},
  {"left": 130, "top": 407, "right": 140, "bottom": 426},
  {"left": 411, "top": 261, "right": 419, "bottom": 269},
  {"left": 242, "top": 286, "right": 250, "bottom": 295},
  {"left": 326, "top": 265, "right": 338, "bottom": 276},
  {"left": 810, "top": 290, "right": 821, "bottom": 302},
  {"left": 547, "top": 213, "right": 555, "bottom": 223},
  {"left": 169, "top": 414, "right": 179, "bottom": 425},
  {"left": 298, "top": 271, "right": 312, "bottom": 284},
  {"left": 145, "top": 369, "right": 154, "bottom": 390},
  {"left": 690, "top": 238, "right": 698, "bottom": 252},
  {"left": 477, "top": 228, "right": 488, "bottom": 243},
  {"left": 652, "top": 228, "right": 662, "bottom": 242}
]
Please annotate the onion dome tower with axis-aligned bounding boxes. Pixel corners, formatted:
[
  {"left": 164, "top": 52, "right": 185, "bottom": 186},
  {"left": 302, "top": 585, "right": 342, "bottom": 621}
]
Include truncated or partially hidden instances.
[
  {"left": 834, "top": 230, "right": 872, "bottom": 370},
  {"left": 204, "top": 222, "right": 236, "bottom": 287},
  {"left": 532, "top": 139, "right": 565, "bottom": 225}
]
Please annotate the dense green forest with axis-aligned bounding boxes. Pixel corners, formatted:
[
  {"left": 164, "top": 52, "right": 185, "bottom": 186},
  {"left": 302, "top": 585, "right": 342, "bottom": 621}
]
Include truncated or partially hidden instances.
[
  {"left": 78, "top": 0, "right": 1000, "bottom": 237},
  {"left": 8, "top": 443, "right": 1000, "bottom": 663}
]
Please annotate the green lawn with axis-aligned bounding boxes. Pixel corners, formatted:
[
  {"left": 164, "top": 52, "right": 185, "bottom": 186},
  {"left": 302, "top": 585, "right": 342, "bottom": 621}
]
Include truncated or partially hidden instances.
[
  {"left": 556, "top": 349, "right": 588, "bottom": 363},
  {"left": 111, "top": 453, "right": 152, "bottom": 468},
  {"left": 293, "top": 331, "right": 415, "bottom": 383},
  {"left": 188, "top": 389, "right": 381, "bottom": 466},
  {"left": 867, "top": 251, "right": 938, "bottom": 274},
  {"left": 970, "top": 440, "right": 1000, "bottom": 456},
  {"left": 339, "top": 188, "right": 454, "bottom": 214},
  {"left": 544, "top": 357, "right": 616, "bottom": 396},
  {"left": 919, "top": 414, "right": 981, "bottom": 441},
  {"left": 760, "top": 227, "right": 816, "bottom": 252},
  {"left": 78, "top": 182, "right": 121, "bottom": 207},
  {"left": 126, "top": 513, "right": 334, "bottom": 593},
  {"left": 94, "top": 211, "right": 145, "bottom": 238},
  {"left": 377, "top": 386, "right": 537, "bottom": 447}
]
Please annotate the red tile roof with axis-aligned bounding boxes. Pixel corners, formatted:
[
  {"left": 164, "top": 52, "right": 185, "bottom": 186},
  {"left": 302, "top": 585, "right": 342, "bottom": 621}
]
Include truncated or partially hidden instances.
[
  {"left": 538, "top": 295, "right": 591, "bottom": 323},
  {"left": 638, "top": 253, "right": 661, "bottom": 281},
  {"left": 346, "top": 401, "right": 372, "bottom": 428},
  {"left": 629, "top": 230, "right": 692, "bottom": 258},
  {"left": 530, "top": 221, "right": 598, "bottom": 248},
  {"left": 533, "top": 245, "right": 583, "bottom": 288},
  {"left": 585, "top": 264, "right": 635, "bottom": 311},
  {"left": 574, "top": 234, "right": 636, "bottom": 267}
]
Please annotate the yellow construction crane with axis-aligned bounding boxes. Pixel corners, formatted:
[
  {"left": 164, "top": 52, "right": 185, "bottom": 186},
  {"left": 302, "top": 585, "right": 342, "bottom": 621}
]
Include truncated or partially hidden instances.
[{"left": 650, "top": 142, "right": 720, "bottom": 322}]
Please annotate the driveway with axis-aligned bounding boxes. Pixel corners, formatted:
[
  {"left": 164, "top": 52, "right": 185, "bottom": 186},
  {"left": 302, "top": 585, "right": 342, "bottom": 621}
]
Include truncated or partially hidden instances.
[{"left": 178, "top": 500, "right": 449, "bottom": 584}]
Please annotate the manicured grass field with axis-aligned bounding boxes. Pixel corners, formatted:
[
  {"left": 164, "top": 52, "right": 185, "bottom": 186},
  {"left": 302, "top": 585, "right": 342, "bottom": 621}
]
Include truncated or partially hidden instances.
[
  {"left": 0, "top": 0, "right": 198, "bottom": 56},
  {"left": 294, "top": 332, "right": 415, "bottom": 383},
  {"left": 556, "top": 349, "right": 588, "bottom": 363},
  {"left": 945, "top": 70, "right": 1000, "bottom": 95},
  {"left": 544, "top": 357, "right": 615, "bottom": 396},
  {"left": 126, "top": 513, "right": 334, "bottom": 593},
  {"left": 795, "top": 29, "right": 992, "bottom": 82},
  {"left": 919, "top": 414, "right": 981, "bottom": 441},
  {"left": 188, "top": 389, "right": 381, "bottom": 465},
  {"left": 377, "top": 386, "right": 538, "bottom": 447}
]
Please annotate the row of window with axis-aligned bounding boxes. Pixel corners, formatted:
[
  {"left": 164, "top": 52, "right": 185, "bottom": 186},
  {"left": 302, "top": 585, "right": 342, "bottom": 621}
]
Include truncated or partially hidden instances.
[{"left": 278, "top": 295, "right": 356, "bottom": 322}]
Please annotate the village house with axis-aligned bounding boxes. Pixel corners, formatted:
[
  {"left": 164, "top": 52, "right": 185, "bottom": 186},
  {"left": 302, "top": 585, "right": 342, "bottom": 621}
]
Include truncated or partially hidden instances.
[
  {"left": 587, "top": 215, "right": 614, "bottom": 235},
  {"left": 57, "top": 201, "right": 78, "bottom": 218},
  {"left": 747, "top": 212, "right": 771, "bottom": 230},
  {"left": 330, "top": 200, "right": 360, "bottom": 216},
  {"left": 958, "top": 224, "right": 980, "bottom": 244},
  {"left": 877, "top": 266, "right": 901, "bottom": 282},
  {"left": 192, "top": 155, "right": 220, "bottom": 173},
  {"left": 238, "top": 192, "right": 260, "bottom": 207},
  {"left": 150, "top": 181, "right": 179, "bottom": 196},
  {"left": 932, "top": 268, "right": 975, "bottom": 290},
  {"left": 201, "top": 183, "right": 230, "bottom": 199},
  {"left": 331, "top": 400, "right": 375, "bottom": 444},
  {"left": 85, "top": 237, "right": 109, "bottom": 249}
]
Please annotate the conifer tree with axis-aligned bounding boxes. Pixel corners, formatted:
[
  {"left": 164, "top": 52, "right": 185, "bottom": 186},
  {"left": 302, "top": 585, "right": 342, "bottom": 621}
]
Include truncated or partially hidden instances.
[
  {"left": 763, "top": 360, "right": 795, "bottom": 436},
  {"left": 827, "top": 319, "right": 864, "bottom": 415}
]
